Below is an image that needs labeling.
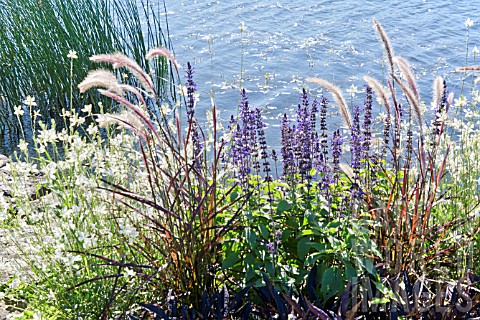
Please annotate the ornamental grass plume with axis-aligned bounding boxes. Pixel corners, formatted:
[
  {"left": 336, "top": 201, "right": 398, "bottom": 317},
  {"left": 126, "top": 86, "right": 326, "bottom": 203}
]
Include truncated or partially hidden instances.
[
  {"left": 373, "top": 17, "right": 395, "bottom": 75},
  {"left": 78, "top": 69, "right": 126, "bottom": 96},
  {"left": 306, "top": 77, "right": 352, "bottom": 129},
  {"left": 90, "top": 52, "right": 156, "bottom": 95},
  {"left": 146, "top": 47, "right": 181, "bottom": 73},
  {"left": 394, "top": 56, "right": 420, "bottom": 103},
  {"left": 77, "top": 51, "right": 244, "bottom": 311}
]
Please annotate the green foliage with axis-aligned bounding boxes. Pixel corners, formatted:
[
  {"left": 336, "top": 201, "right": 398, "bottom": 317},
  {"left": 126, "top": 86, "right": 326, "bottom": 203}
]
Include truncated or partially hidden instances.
[{"left": 223, "top": 179, "right": 381, "bottom": 307}]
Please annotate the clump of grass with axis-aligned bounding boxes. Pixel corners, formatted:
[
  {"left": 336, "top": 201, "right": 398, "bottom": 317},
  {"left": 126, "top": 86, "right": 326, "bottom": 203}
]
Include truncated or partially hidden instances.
[{"left": 0, "top": 0, "right": 175, "bottom": 133}]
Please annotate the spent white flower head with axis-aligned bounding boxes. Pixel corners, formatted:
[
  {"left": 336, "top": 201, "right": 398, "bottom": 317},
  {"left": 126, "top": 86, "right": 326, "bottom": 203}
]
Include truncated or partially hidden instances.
[
  {"left": 23, "top": 95, "right": 37, "bottom": 106},
  {"left": 67, "top": 50, "right": 78, "bottom": 59},
  {"left": 14, "top": 105, "right": 24, "bottom": 116},
  {"left": 465, "top": 18, "right": 474, "bottom": 28}
]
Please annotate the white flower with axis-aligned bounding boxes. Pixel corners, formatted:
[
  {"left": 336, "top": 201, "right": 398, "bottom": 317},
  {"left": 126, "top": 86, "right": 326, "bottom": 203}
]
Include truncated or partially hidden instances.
[
  {"left": 36, "top": 145, "right": 46, "bottom": 154},
  {"left": 86, "top": 123, "right": 98, "bottom": 136},
  {"left": 81, "top": 104, "right": 92, "bottom": 114},
  {"left": 465, "top": 18, "right": 474, "bottom": 28},
  {"left": 346, "top": 84, "right": 361, "bottom": 98},
  {"left": 14, "top": 105, "right": 24, "bottom": 116},
  {"left": 119, "top": 221, "right": 139, "bottom": 243},
  {"left": 454, "top": 95, "right": 467, "bottom": 108},
  {"left": 18, "top": 140, "right": 28, "bottom": 152},
  {"left": 239, "top": 21, "right": 246, "bottom": 31},
  {"left": 124, "top": 268, "right": 136, "bottom": 277},
  {"left": 473, "top": 46, "right": 480, "bottom": 55},
  {"left": 67, "top": 50, "right": 78, "bottom": 59},
  {"left": 0, "top": 211, "right": 6, "bottom": 221},
  {"left": 9, "top": 278, "right": 20, "bottom": 289},
  {"left": 23, "top": 95, "right": 37, "bottom": 106},
  {"left": 202, "top": 34, "right": 212, "bottom": 42}
]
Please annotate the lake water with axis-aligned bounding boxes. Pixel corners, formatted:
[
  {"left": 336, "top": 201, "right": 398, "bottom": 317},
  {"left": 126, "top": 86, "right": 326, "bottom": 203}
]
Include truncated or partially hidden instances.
[{"left": 164, "top": 0, "right": 479, "bottom": 141}]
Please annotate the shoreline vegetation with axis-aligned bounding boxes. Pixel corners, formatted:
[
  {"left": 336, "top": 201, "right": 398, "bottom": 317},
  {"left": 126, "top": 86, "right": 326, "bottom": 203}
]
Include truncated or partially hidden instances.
[
  {"left": 0, "top": 5, "right": 480, "bottom": 320},
  {"left": 0, "top": 0, "right": 176, "bottom": 155}
]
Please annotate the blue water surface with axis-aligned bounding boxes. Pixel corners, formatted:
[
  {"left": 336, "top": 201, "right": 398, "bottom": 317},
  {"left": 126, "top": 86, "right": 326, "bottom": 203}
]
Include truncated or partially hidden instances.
[{"left": 161, "top": 0, "right": 480, "bottom": 143}]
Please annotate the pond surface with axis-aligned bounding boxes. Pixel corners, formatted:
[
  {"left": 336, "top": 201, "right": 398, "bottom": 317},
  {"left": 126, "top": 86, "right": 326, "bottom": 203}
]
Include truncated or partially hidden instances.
[{"left": 164, "top": 0, "right": 479, "bottom": 143}]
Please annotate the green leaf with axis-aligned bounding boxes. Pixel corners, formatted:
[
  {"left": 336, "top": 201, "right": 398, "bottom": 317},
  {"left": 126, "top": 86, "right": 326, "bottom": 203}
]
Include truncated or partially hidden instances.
[
  {"left": 230, "top": 191, "right": 239, "bottom": 202},
  {"left": 305, "top": 252, "right": 323, "bottom": 266},
  {"left": 258, "top": 223, "right": 269, "bottom": 239},
  {"left": 222, "top": 253, "right": 239, "bottom": 270},
  {"left": 245, "top": 227, "right": 257, "bottom": 249},
  {"left": 297, "top": 237, "right": 311, "bottom": 261},
  {"left": 277, "top": 200, "right": 293, "bottom": 214},
  {"left": 321, "top": 267, "right": 343, "bottom": 301},
  {"left": 266, "top": 260, "right": 275, "bottom": 277},
  {"left": 345, "top": 262, "right": 357, "bottom": 280}
]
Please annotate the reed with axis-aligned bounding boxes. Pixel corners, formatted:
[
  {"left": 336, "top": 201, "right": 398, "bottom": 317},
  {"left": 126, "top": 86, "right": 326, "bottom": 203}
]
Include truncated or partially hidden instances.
[{"left": 0, "top": 0, "right": 174, "bottom": 123}]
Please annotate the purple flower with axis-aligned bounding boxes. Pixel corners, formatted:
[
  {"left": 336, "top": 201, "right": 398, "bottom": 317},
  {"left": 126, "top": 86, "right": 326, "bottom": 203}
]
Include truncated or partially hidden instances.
[
  {"left": 185, "top": 62, "right": 196, "bottom": 120},
  {"left": 185, "top": 62, "right": 203, "bottom": 170},
  {"left": 281, "top": 113, "right": 295, "bottom": 179},
  {"left": 362, "top": 85, "right": 373, "bottom": 158},
  {"left": 350, "top": 104, "right": 363, "bottom": 178},
  {"left": 330, "top": 129, "right": 343, "bottom": 183}
]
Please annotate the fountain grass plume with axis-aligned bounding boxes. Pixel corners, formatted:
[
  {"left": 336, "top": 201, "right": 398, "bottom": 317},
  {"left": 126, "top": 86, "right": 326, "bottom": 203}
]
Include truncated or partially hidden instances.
[
  {"left": 306, "top": 77, "right": 352, "bottom": 129},
  {"left": 146, "top": 47, "right": 181, "bottom": 74},
  {"left": 433, "top": 76, "right": 445, "bottom": 111},
  {"left": 364, "top": 75, "right": 391, "bottom": 117},
  {"left": 79, "top": 69, "right": 148, "bottom": 107},
  {"left": 90, "top": 53, "right": 155, "bottom": 95},
  {"left": 78, "top": 69, "right": 126, "bottom": 96},
  {"left": 394, "top": 56, "right": 420, "bottom": 102},
  {"left": 373, "top": 18, "right": 395, "bottom": 75},
  {"left": 392, "top": 74, "right": 423, "bottom": 134}
]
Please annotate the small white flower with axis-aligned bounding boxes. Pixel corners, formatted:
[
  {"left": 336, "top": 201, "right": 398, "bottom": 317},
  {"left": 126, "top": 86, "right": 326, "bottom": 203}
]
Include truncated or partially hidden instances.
[
  {"left": 202, "top": 34, "right": 212, "bottom": 42},
  {"left": 86, "top": 123, "right": 98, "bottom": 136},
  {"left": 37, "top": 145, "right": 46, "bottom": 154},
  {"left": 9, "top": 278, "right": 20, "bottom": 289},
  {"left": 124, "top": 268, "right": 136, "bottom": 277},
  {"left": 346, "top": 84, "right": 361, "bottom": 98},
  {"left": 67, "top": 50, "right": 78, "bottom": 59},
  {"left": 119, "top": 221, "right": 139, "bottom": 244},
  {"left": 0, "top": 211, "right": 6, "bottom": 221},
  {"left": 81, "top": 104, "right": 92, "bottom": 114},
  {"left": 239, "top": 21, "right": 246, "bottom": 31},
  {"left": 465, "top": 18, "right": 474, "bottom": 28},
  {"left": 14, "top": 105, "right": 24, "bottom": 116},
  {"left": 23, "top": 95, "right": 37, "bottom": 107},
  {"left": 18, "top": 140, "right": 28, "bottom": 152},
  {"left": 454, "top": 95, "right": 467, "bottom": 108}
]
